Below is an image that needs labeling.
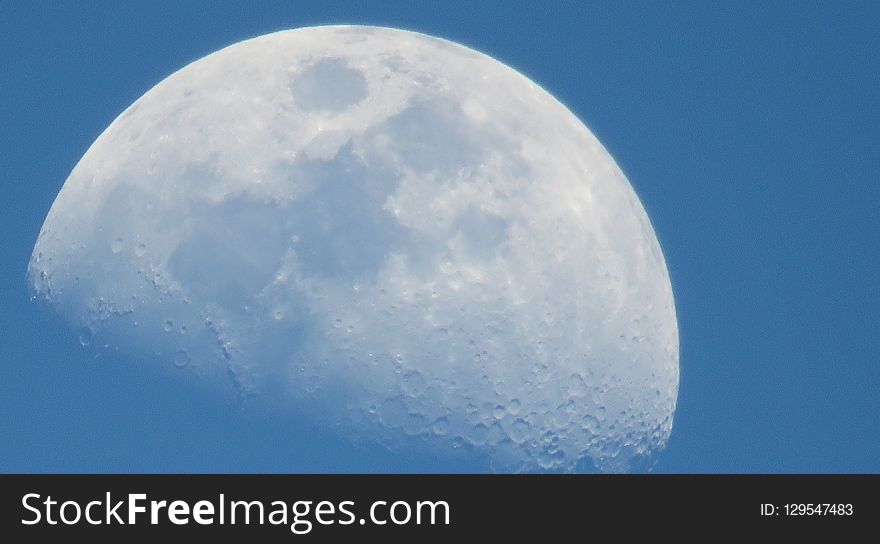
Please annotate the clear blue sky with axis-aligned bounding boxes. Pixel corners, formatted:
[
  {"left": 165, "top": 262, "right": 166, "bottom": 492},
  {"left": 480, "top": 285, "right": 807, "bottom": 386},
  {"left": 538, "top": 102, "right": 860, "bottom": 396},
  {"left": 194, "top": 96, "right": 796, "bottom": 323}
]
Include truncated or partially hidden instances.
[{"left": 1, "top": 1, "right": 878, "bottom": 472}]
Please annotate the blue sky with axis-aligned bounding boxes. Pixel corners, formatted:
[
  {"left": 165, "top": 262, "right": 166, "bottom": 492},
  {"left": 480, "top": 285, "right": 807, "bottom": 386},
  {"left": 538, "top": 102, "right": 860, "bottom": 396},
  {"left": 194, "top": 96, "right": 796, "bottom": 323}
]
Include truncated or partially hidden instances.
[{"left": 2, "top": 1, "right": 878, "bottom": 472}]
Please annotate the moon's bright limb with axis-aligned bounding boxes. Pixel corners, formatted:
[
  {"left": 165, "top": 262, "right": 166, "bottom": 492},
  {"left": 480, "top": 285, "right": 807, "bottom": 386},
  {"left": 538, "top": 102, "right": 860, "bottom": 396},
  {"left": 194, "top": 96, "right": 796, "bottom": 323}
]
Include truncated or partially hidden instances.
[{"left": 29, "top": 26, "right": 678, "bottom": 472}]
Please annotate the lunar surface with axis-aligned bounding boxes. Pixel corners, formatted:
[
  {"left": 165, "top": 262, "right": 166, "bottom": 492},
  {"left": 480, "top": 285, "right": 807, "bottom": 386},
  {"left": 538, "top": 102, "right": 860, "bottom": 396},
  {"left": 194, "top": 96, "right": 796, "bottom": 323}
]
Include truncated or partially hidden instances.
[{"left": 28, "top": 26, "right": 678, "bottom": 472}]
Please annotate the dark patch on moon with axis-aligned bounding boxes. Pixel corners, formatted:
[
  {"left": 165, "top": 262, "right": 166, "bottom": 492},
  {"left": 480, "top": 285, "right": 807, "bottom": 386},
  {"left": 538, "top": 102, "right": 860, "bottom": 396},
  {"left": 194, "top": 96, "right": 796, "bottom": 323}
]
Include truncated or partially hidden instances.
[
  {"left": 362, "top": 97, "right": 486, "bottom": 174},
  {"left": 453, "top": 206, "right": 510, "bottom": 260},
  {"left": 286, "top": 141, "right": 409, "bottom": 282},
  {"left": 290, "top": 58, "right": 368, "bottom": 113},
  {"left": 168, "top": 194, "right": 292, "bottom": 312}
]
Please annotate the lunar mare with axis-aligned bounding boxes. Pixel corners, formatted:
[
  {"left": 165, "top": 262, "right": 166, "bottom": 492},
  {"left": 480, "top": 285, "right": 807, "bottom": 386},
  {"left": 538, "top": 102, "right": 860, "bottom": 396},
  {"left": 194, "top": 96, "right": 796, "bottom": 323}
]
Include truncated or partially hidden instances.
[{"left": 29, "top": 26, "right": 678, "bottom": 472}]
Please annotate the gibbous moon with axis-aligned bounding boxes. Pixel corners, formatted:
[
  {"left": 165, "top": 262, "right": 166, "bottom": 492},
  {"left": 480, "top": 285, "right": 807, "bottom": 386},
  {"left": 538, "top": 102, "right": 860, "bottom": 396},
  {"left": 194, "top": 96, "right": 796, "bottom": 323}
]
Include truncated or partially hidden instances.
[{"left": 29, "top": 26, "right": 679, "bottom": 472}]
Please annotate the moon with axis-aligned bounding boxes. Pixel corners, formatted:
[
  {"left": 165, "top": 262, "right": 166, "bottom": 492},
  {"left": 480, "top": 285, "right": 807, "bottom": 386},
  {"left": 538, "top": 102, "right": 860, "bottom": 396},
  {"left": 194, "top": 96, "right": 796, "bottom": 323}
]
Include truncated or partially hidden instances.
[{"left": 28, "top": 26, "right": 679, "bottom": 472}]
